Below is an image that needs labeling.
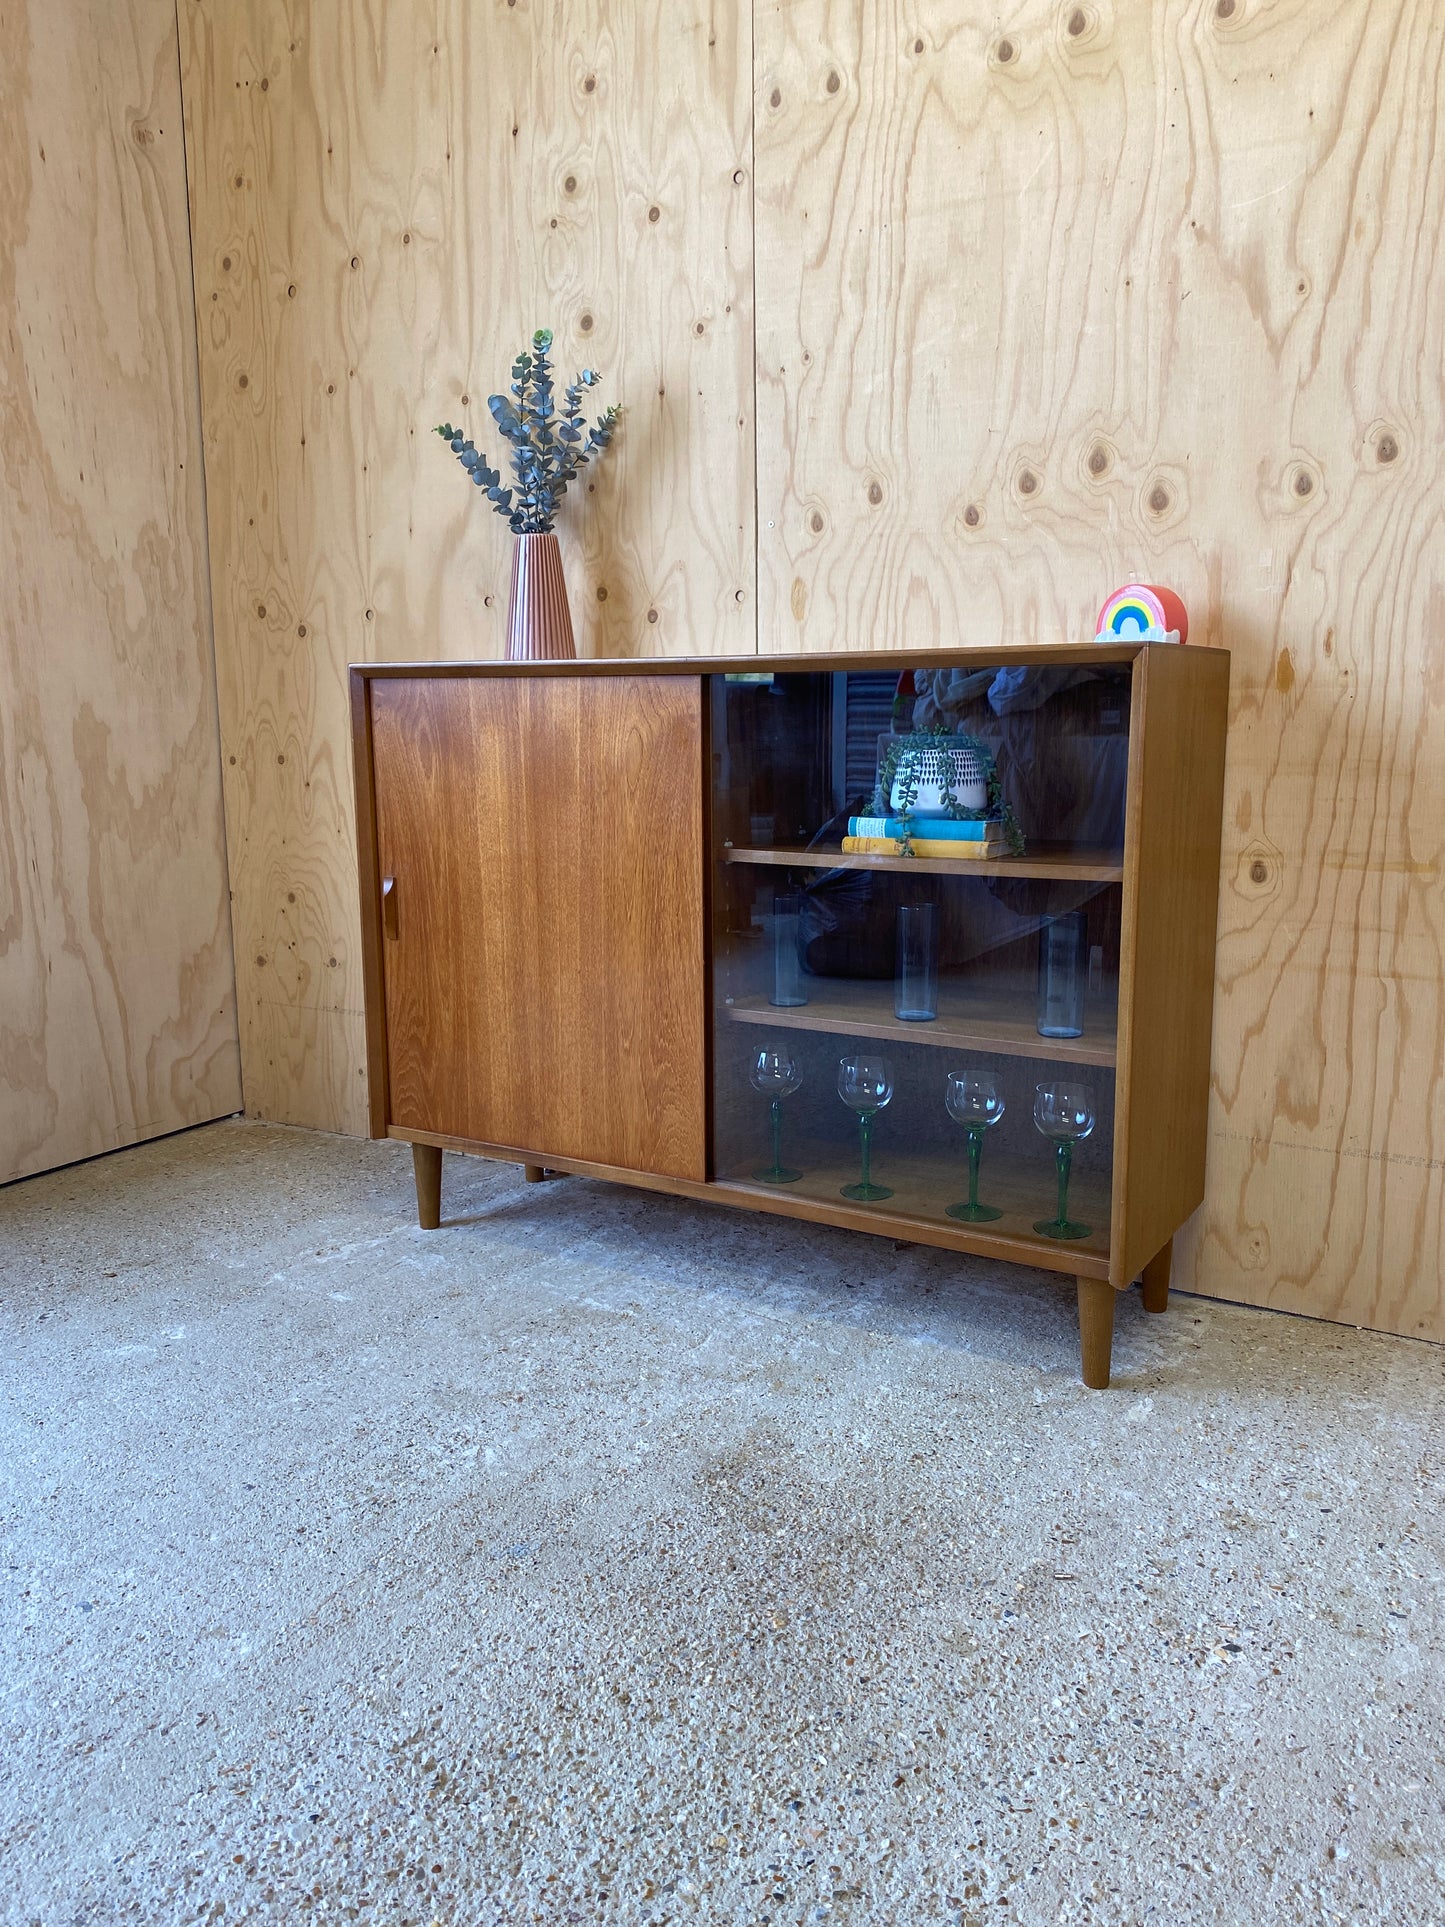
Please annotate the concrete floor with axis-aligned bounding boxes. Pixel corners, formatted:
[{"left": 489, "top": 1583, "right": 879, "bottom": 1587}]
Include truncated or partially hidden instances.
[{"left": 1, "top": 1122, "right": 1443, "bottom": 1927}]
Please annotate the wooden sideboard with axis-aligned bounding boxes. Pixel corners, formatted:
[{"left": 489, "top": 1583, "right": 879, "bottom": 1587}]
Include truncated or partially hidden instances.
[{"left": 351, "top": 644, "right": 1230, "bottom": 1388}]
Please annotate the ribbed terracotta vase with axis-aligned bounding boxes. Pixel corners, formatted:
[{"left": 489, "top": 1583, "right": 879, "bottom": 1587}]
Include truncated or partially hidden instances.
[{"left": 505, "top": 531, "right": 576, "bottom": 661}]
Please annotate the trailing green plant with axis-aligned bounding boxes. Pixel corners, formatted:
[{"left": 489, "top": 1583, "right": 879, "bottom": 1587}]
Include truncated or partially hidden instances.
[
  {"left": 875, "top": 726, "right": 1025, "bottom": 856},
  {"left": 435, "top": 327, "right": 619, "bottom": 535}
]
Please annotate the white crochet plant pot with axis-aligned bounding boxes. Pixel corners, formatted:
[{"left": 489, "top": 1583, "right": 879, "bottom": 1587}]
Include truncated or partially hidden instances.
[{"left": 889, "top": 740, "right": 990, "bottom": 818}]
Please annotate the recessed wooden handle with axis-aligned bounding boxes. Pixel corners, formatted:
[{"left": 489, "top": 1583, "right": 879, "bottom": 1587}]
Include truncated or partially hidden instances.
[{"left": 382, "top": 875, "right": 398, "bottom": 940}]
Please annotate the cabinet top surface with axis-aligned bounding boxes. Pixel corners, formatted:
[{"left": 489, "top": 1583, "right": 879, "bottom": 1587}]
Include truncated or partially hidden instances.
[{"left": 352, "top": 641, "right": 1227, "bottom": 680}]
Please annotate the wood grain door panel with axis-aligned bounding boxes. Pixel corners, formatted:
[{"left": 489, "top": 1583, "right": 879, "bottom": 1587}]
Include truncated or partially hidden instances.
[{"left": 370, "top": 675, "right": 706, "bottom": 1180}]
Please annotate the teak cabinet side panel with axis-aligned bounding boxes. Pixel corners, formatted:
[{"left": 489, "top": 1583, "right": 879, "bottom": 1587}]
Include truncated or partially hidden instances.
[
  {"left": 351, "top": 671, "right": 390, "bottom": 1138},
  {"left": 1112, "top": 645, "right": 1231, "bottom": 1285},
  {"left": 367, "top": 675, "right": 707, "bottom": 1180}
]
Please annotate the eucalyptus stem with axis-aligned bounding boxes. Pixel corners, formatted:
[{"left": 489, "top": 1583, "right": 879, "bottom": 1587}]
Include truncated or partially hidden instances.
[{"left": 435, "top": 326, "right": 619, "bottom": 534}]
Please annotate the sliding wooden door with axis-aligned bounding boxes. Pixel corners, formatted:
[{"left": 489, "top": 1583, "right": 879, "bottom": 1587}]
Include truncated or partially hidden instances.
[{"left": 368, "top": 673, "right": 706, "bottom": 1181}]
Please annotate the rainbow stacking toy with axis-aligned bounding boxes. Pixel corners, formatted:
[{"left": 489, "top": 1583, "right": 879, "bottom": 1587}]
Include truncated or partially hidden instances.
[{"left": 1094, "top": 582, "right": 1189, "bottom": 645}]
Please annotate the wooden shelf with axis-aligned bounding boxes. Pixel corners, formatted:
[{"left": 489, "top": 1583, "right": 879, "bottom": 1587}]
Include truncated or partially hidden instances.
[
  {"left": 723, "top": 975, "right": 1117, "bottom": 1066},
  {"left": 721, "top": 841, "right": 1125, "bottom": 883},
  {"left": 711, "top": 1141, "right": 1112, "bottom": 1276}
]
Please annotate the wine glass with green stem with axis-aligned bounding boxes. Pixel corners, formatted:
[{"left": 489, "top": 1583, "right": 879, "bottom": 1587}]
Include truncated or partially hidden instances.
[
  {"left": 837, "top": 1054, "right": 894, "bottom": 1201},
  {"left": 750, "top": 1048, "right": 802, "bottom": 1184},
  {"left": 944, "top": 1068, "right": 1005, "bottom": 1222},
  {"left": 1031, "top": 1081, "right": 1095, "bottom": 1239}
]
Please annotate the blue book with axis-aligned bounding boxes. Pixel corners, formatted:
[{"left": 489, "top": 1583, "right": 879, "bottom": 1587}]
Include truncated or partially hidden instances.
[{"left": 847, "top": 815, "right": 997, "bottom": 840}]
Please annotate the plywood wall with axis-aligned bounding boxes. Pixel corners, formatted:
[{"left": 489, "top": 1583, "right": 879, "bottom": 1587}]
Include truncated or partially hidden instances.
[
  {"left": 179, "top": 0, "right": 755, "bottom": 1134},
  {"left": 0, "top": 0, "right": 241, "bottom": 1183},
  {"left": 179, "top": 0, "right": 1444, "bottom": 1342},
  {"left": 754, "top": 0, "right": 1445, "bottom": 1341}
]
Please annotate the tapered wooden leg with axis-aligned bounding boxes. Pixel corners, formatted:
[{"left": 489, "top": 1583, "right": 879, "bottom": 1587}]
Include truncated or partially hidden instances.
[
  {"left": 412, "top": 1143, "right": 442, "bottom": 1229},
  {"left": 1076, "top": 1278, "right": 1116, "bottom": 1390},
  {"left": 523, "top": 1163, "right": 545, "bottom": 1184},
  {"left": 1140, "top": 1239, "right": 1172, "bottom": 1314}
]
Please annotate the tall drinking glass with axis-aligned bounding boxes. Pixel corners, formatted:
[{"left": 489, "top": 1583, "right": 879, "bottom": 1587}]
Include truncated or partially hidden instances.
[
  {"left": 770, "top": 892, "right": 807, "bottom": 1008},
  {"left": 1037, "top": 912, "right": 1086, "bottom": 1039},
  {"left": 894, "top": 903, "right": 938, "bottom": 1022}
]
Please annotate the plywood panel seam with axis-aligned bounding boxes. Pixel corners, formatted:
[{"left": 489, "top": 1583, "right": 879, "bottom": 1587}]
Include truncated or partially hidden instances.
[
  {"left": 170, "top": 0, "right": 246, "bottom": 1115},
  {"left": 748, "top": 8, "right": 762, "bottom": 659}
]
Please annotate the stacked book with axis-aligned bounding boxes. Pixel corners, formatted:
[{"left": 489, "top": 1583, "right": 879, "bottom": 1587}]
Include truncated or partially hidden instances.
[{"left": 841, "top": 815, "right": 1010, "bottom": 859}]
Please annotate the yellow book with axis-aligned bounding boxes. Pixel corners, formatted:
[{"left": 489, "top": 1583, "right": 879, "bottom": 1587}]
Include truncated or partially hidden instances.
[{"left": 841, "top": 835, "right": 1009, "bottom": 858}]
